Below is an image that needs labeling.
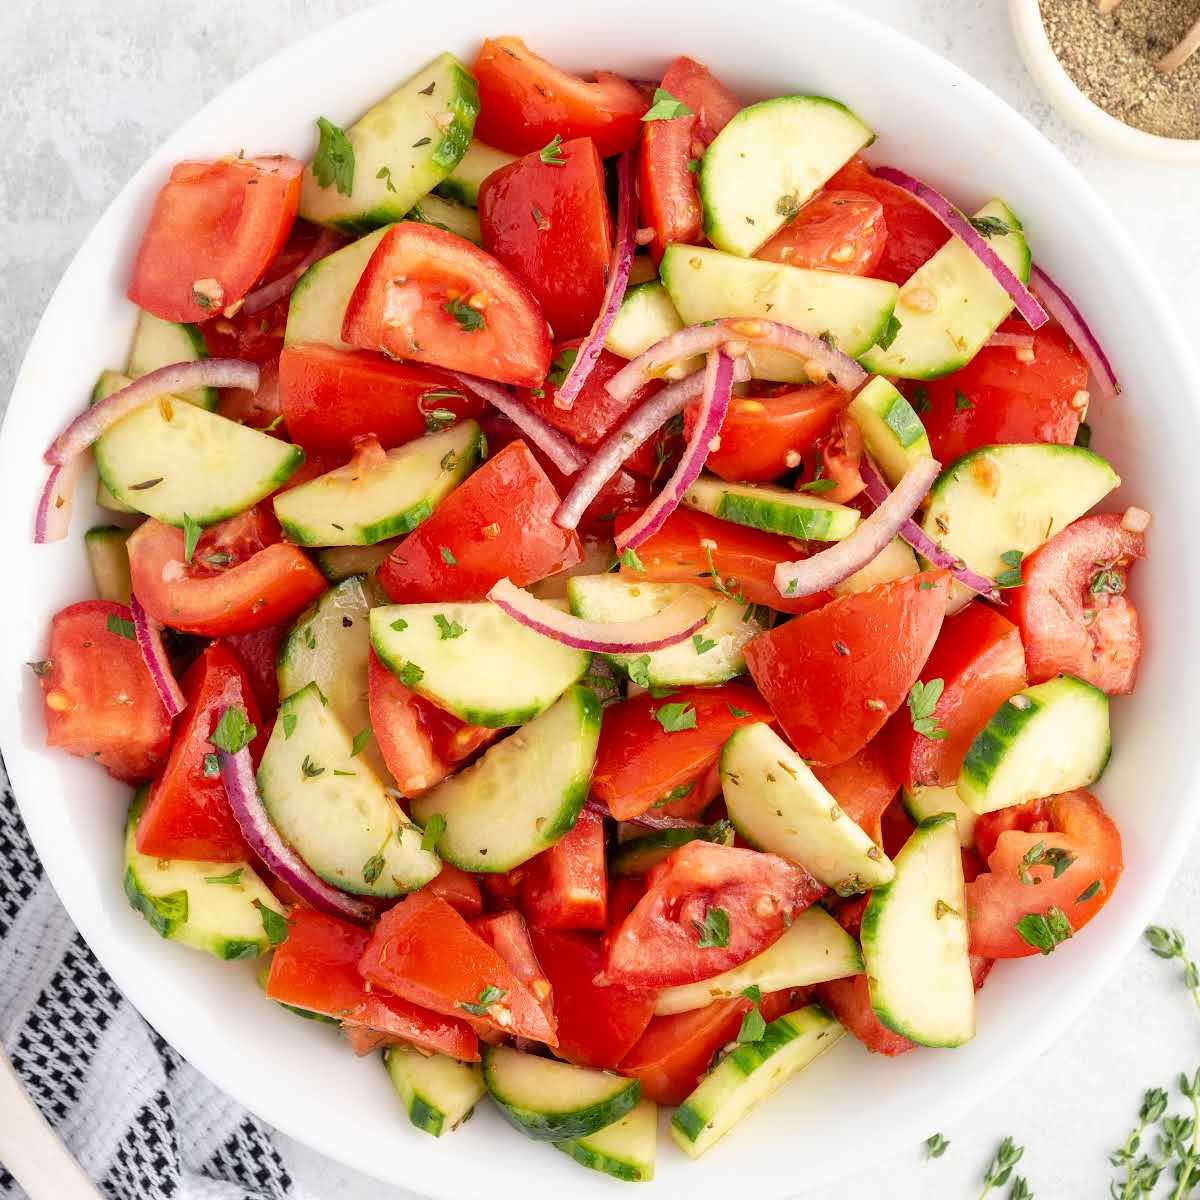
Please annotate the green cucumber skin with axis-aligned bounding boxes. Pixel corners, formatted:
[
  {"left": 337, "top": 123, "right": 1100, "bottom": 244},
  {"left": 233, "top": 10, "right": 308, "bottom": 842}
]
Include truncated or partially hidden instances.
[
  {"left": 278, "top": 497, "right": 432, "bottom": 548},
  {"left": 716, "top": 492, "right": 833, "bottom": 540},
  {"left": 408, "top": 1096, "right": 444, "bottom": 1137},
  {"left": 552, "top": 1139, "right": 645, "bottom": 1183},
  {"left": 610, "top": 822, "right": 734, "bottom": 876},
  {"left": 485, "top": 1073, "right": 641, "bottom": 1142}
]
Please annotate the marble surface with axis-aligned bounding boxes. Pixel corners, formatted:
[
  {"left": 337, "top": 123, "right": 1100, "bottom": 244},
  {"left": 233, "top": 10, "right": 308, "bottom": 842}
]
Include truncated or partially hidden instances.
[{"left": 2, "top": 1, "right": 1198, "bottom": 1196}]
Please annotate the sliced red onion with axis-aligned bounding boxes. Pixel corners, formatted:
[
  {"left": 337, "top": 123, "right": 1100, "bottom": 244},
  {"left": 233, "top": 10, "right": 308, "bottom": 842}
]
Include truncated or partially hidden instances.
[
  {"left": 219, "top": 737, "right": 374, "bottom": 925},
  {"left": 616, "top": 349, "right": 735, "bottom": 553},
  {"left": 586, "top": 796, "right": 704, "bottom": 831},
  {"left": 858, "top": 458, "right": 997, "bottom": 598},
  {"left": 45, "top": 359, "right": 259, "bottom": 466},
  {"left": 606, "top": 317, "right": 865, "bottom": 404},
  {"left": 872, "top": 167, "right": 1049, "bottom": 331},
  {"left": 130, "top": 594, "right": 186, "bottom": 718},
  {"left": 33, "top": 456, "right": 87, "bottom": 544},
  {"left": 242, "top": 229, "right": 343, "bottom": 315},
  {"left": 986, "top": 331, "right": 1035, "bottom": 353},
  {"left": 775, "top": 458, "right": 941, "bottom": 598},
  {"left": 554, "top": 148, "right": 636, "bottom": 411},
  {"left": 446, "top": 370, "right": 586, "bottom": 476},
  {"left": 1030, "top": 265, "right": 1121, "bottom": 399},
  {"left": 488, "top": 576, "right": 709, "bottom": 653}
]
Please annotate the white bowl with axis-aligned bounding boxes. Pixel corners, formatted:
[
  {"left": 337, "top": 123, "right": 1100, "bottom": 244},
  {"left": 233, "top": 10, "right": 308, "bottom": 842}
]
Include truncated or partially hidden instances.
[
  {"left": 2, "top": 2, "right": 1199, "bottom": 1196},
  {"left": 1009, "top": 0, "right": 1200, "bottom": 164}
]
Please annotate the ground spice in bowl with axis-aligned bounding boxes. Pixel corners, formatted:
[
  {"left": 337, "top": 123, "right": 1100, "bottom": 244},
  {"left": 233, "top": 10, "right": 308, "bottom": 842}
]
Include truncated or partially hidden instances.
[{"left": 1039, "top": 0, "right": 1200, "bottom": 139}]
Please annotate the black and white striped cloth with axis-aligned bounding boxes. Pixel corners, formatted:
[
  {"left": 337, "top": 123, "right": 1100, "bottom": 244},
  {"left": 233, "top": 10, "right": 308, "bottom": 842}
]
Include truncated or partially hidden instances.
[{"left": 0, "top": 758, "right": 301, "bottom": 1200}]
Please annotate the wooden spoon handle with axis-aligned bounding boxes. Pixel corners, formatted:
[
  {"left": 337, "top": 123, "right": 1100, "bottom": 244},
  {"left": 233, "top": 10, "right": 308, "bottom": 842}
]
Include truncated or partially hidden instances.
[
  {"left": 1158, "top": 14, "right": 1200, "bottom": 74},
  {"left": 0, "top": 1049, "right": 105, "bottom": 1200}
]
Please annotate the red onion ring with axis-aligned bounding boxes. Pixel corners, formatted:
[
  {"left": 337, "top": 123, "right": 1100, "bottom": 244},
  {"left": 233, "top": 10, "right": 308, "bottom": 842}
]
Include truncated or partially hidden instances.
[
  {"left": 858, "top": 458, "right": 997, "bottom": 598},
  {"left": 130, "top": 594, "right": 186, "bottom": 718},
  {"left": 606, "top": 317, "right": 866, "bottom": 404},
  {"left": 219, "top": 732, "right": 375, "bottom": 925},
  {"left": 985, "top": 332, "right": 1035, "bottom": 353},
  {"left": 775, "top": 457, "right": 941, "bottom": 598},
  {"left": 446, "top": 370, "right": 586, "bottom": 476},
  {"left": 488, "top": 576, "right": 709, "bottom": 653},
  {"left": 872, "top": 167, "right": 1049, "bottom": 330},
  {"left": 615, "top": 349, "right": 735, "bottom": 553},
  {"left": 1030, "top": 265, "right": 1120, "bottom": 399},
  {"left": 33, "top": 456, "right": 87, "bottom": 544},
  {"left": 554, "top": 148, "right": 636, "bottom": 411},
  {"left": 242, "top": 229, "right": 343, "bottom": 316},
  {"left": 45, "top": 359, "right": 259, "bottom": 465}
]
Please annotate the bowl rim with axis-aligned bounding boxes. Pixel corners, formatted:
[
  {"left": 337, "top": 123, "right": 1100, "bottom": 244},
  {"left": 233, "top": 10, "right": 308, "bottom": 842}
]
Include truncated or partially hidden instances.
[
  {"left": 3, "top": 1, "right": 1200, "bottom": 1195},
  {"left": 1008, "top": 0, "right": 1200, "bottom": 164}
]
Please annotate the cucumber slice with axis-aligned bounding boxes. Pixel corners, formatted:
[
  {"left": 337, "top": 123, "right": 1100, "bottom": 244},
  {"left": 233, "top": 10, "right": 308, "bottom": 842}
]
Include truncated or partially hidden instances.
[
  {"left": 277, "top": 575, "right": 389, "bottom": 783},
  {"left": 315, "top": 539, "right": 400, "bottom": 582},
  {"left": 859, "top": 200, "right": 1031, "bottom": 380},
  {"left": 273, "top": 421, "right": 479, "bottom": 546},
  {"left": 654, "top": 906, "right": 863, "bottom": 1016},
  {"left": 567, "top": 575, "right": 766, "bottom": 687},
  {"left": 483, "top": 1044, "right": 640, "bottom": 1141},
  {"left": 700, "top": 96, "right": 874, "bottom": 257},
  {"left": 123, "top": 791, "right": 283, "bottom": 961},
  {"left": 434, "top": 140, "right": 516, "bottom": 206},
  {"left": 831, "top": 537, "right": 918, "bottom": 596},
  {"left": 407, "top": 194, "right": 481, "bottom": 245},
  {"left": 125, "top": 311, "right": 217, "bottom": 410},
  {"left": 84, "top": 526, "right": 132, "bottom": 605},
  {"left": 902, "top": 784, "right": 978, "bottom": 848},
  {"left": 722, "top": 723, "right": 895, "bottom": 895},
  {"left": 847, "top": 377, "right": 932, "bottom": 486},
  {"left": 682, "top": 474, "right": 859, "bottom": 542},
  {"left": 610, "top": 821, "right": 735, "bottom": 876},
  {"left": 605, "top": 281, "right": 688, "bottom": 365},
  {"left": 90, "top": 371, "right": 143, "bottom": 514},
  {"left": 284, "top": 226, "right": 392, "bottom": 349},
  {"left": 921, "top": 444, "right": 1120, "bottom": 604},
  {"left": 94, "top": 398, "right": 303, "bottom": 527},
  {"left": 671, "top": 1006, "right": 845, "bottom": 1158},
  {"left": 257, "top": 682, "right": 441, "bottom": 895},
  {"left": 299, "top": 53, "right": 478, "bottom": 234},
  {"left": 861, "top": 814, "right": 974, "bottom": 1047},
  {"left": 554, "top": 1099, "right": 657, "bottom": 1183},
  {"left": 958, "top": 675, "right": 1110, "bottom": 815},
  {"left": 662, "top": 245, "right": 898, "bottom": 380},
  {"left": 410, "top": 686, "right": 601, "bottom": 873},
  {"left": 383, "top": 1045, "right": 486, "bottom": 1137},
  {"left": 370, "top": 602, "right": 589, "bottom": 727}
]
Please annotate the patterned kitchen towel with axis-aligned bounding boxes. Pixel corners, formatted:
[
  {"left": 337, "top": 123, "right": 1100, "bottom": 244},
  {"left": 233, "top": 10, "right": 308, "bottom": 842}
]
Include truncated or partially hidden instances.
[{"left": 0, "top": 756, "right": 304, "bottom": 1200}]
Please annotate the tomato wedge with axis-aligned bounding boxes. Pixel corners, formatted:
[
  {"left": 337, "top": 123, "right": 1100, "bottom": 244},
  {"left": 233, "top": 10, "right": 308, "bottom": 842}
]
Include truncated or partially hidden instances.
[
  {"left": 811, "top": 739, "right": 900, "bottom": 846},
  {"left": 882, "top": 602, "right": 1028, "bottom": 788},
  {"left": 135, "top": 642, "right": 267, "bottom": 862},
  {"left": 421, "top": 862, "right": 484, "bottom": 920},
  {"left": 520, "top": 808, "right": 607, "bottom": 931},
  {"left": 473, "top": 910, "right": 556, "bottom": 1029},
  {"left": 376, "top": 440, "right": 582, "bottom": 603},
  {"left": 614, "top": 507, "right": 829, "bottom": 615},
  {"left": 127, "top": 512, "right": 326, "bottom": 636},
  {"left": 813, "top": 975, "right": 914, "bottom": 1057},
  {"left": 966, "top": 790, "right": 1123, "bottom": 959},
  {"left": 128, "top": 156, "right": 303, "bottom": 324},
  {"left": 529, "top": 928, "right": 655, "bottom": 1070},
  {"left": 278, "top": 344, "right": 481, "bottom": 456},
  {"left": 225, "top": 625, "right": 286, "bottom": 721},
  {"left": 358, "top": 891, "right": 557, "bottom": 1045},
  {"left": 825, "top": 156, "right": 950, "bottom": 285},
  {"left": 591, "top": 683, "right": 773, "bottom": 821},
  {"left": 687, "top": 382, "right": 848, "bottom": 483},
  {"left": 603, "top": 841, "right": 824, "bottom": 988},
  {"left": 472, "top": 37, "right": 647, "bottom": 157},
  {"left": 802, "top": 410, "right": 865, "bottom": 503},
  {"left": 745, "top": 571, "right": 951, "bottom": 765},
  {"left": 367, "top": 650, "right": 497, "bottom": 794},
  {"left": 755, "top": 190, "right": 887, "bottom": 275},
  {"left": 912, "top": 319, "right": 1089, "bottom": 464},
  {"left": 479, "top": 138, "right": 612, "bottom": 340},
  {"left": 341, "top": 222, "right": 551, "bottom": 388},
  {"left": 36, "top": 601, "right": 171, "bottom": 784},
  {"left": 1009, "top": 513, "right": 1146, "bottom": 695},
  {"left": 266, "top": 907, "right": 479, "bottom": 1060}
]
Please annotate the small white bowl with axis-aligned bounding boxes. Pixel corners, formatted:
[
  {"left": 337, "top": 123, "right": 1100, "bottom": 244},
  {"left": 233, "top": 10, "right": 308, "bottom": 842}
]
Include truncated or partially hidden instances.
[{"left": 1010, "top": 0, "right": 1200, "bottom": 163}]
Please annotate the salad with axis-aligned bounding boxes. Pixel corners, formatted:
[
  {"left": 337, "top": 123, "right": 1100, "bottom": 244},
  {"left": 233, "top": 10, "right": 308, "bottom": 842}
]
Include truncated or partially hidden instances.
[{"left": 29, "top": 35, "right": 1147, "bottom": 1181}]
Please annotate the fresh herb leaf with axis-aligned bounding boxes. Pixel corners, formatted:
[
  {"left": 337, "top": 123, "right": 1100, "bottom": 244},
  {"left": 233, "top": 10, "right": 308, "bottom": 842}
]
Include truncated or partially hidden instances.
[
  {"left": 1018, "top": 841, "right": 1077, "bottom": 884},
  {"left": 1075, "top": 421, "right": 1092, "bottom": 449},
  {"left": 700, "top": 543, "right": 745, "bottom": 603},
  {"left": 955, "top": 389, "right": 974, "bottom": 412},
  {"left": 362, "top": 851, "right": 385, "bottom": 885},
  {"left": 686, "top": 158, "right": 701, "bottom": 173},
  {"left": 969, "top": 214, "right": 1012, "bottom": 239},
  {"left": 797, "top": 477, "right": 838, "bottom": 494},
  {"left": 440, "top": 449, "right": 458, "bottom": 472},
  {"left": 254, "top": 899, "right": 289, "bottom": 946},
  {"left": 300, "top": 755, "right": 325, "bottom": 780},
  {"left": 547, "top": 347, "right": 579, "bottom": 387},
  {"left": 620, "top": 546, "right": 645, "bottom": 572},
  {"left": 906, "top": 679, "right": 947, "bottom": 741},
  {"left": 539, "top": 134, "right": 566, "bottom": 165},
  {"left": 694, "top": 905, "right": 730, "bottom": 949},
  {"left": 313, "top": 117, "right": 355, "bottom": 196},
  {"left": 641, "top": 88, "right": 693, "bottom": 121},
  {"left": 106, "top": 614, "right": 135, "bottom": 641},
  {"left": 182, "top": 513, "right": 202, "bottom": 564},
  {"left": 444, "top": 296, "right": 485, "bottom": 332},
  {"left": 282, "top": 712, "right": 298, "bottom": 740},
  {"left": 206, "top": 551, "right": 232, "bottom": 567},
  {"left": 434, "top": 613, "right": 466, "bottom": 640},
  {"left": 205, "top": 868, "right": 243, "bottom": 886},
  {"left": 1076, "top": 879, "right": 1102, "bottom": 903},
  {"left": 1090, "top": 567, "right": 1125, "bottom": 596},
  {"left": 775, "top": 191, "right": 801, "bottom": 220},
  {"left": 979, "top": 1136, "right": 1024, "bottom": 1196},
  {"left": 1146, "top": 926, "right": 1200, "bottom": 1013},
  {"left": 350, "top": 727, "right": 372, "bottom": 757},
  {"left": 727, "top": 703, "right": 749, "bottom": 718},
  {"left": 627, "top": 655, "right": 652, "bottom": 689},
  {"left": 655, "top": 702, "right": 697, "bottom": 733},
  {"left": 397, "top": 661, "right": 424, "bottom": 687},
  {"left": 692, "top": 633, "right": 717, "bottom": 655},
  {"left": 1007, "top": 1178, "right": 1033, "bottom": 1200},
  {"left": 925, "top": 1133, "right": 950, "bottom": 1160},
  {"left": 439, "top": 546, "right": 457, "bottom": 566},
  {"left": 653, "top": 784, "right": 694, "bottom": 808},
  {"left": 390, "top": 617, "right": 409, "bottom": 633},
  {"left": 736, "top": 1002, "right": 766, "bottom": 1044},
  {"left": 421, "top": 813, "right": 446, "bottom": 851},
  {"left": 458, "top": 984, "right": 506, "bottom": 1017},
  {"left": 202, "top": 753, "right": 220, "bottom": 779},
  {"left": 876, "top": 313, "right": 903, "bottom": 351},
  {"left": 1015, "top": 907, "right": 1073, "bottom": 955},
  {"left": 211, "top": 705, "right": 257, "bottom": 755},
  {"left": 994, "top": 548, "right": 1025, "bottom": 590}
]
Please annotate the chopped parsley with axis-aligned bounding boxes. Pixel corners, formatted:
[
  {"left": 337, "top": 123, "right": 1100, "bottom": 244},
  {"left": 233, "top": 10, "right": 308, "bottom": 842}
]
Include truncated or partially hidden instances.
[
  {"left": 654, "top": 783, "right": 694, "bottom": 807},
  {"left": 1076, "top": 879, "right": 1102, "bottom": 903},
  {"left": 421, "top": 813, "right": 446, "bottom": 851},
  {"left": 654, "top": 702, "right": 698, "bottom": 733},
  {"left": 1015, "top": 906, "right": 1072, "bottom": 955},
  {"left": 281, "top": 712, "right": 298, "bottom": 740},
  {"left": 444, "top": 296, "right": 485, "bottom": 332},
  {"left": 434, "top": 613, "right": 465, "bottom": 640},
  {"left": 994, "top": 549, "right": 1024, "bottom": 590},
  {"left": 925, "top": 1133, "right": 950, "bottom": 1160},
  {"left": 1018, "top": 841, "right": 1077, "bottom": 885},
  {"left": 727, "top": 703, "right": 750, "bottom": 718},
  {"left": 350, "top": 727, "right": 372, "bottom": 758},
  {"left": 620, "top": 546, "right": 645, "bottom": 572},
  {"left": 375, "top": 165, "right": 397, "bottom": 193},
  {"left": 211, "top": 705, "right": 257, "bottom": 755},
  {"left": 955, "top": 389, "right": 974, "bottom": 412},
  {"left": 1090, "top": 566, "right": 1124, "bottom": 595},
  {"left": 397, "top": 661, "right": 424, "bottom": 687},
  {"left": 254, "top": 899, "right": 289, "bottom": 946},
  {"left": 686, "top": 158, "right": 701, "bottom": 173},
  {"left": 1075, "top": 421, "right": 1093, "bottom": 449},
  {"left": 539, "top": 134, "right": 566, "bottom": 165},
  {"left": 969, "top": 214, "right": 1012, "bottom": 239},
  {"left": 627, "top": 655, "right": 652, "bottom": 689},
  {"left": 439, "top": 545, "right": 458, "bottom": 566},
  {"left": 204, "top": 868, "right": 243, "bottom": 886},
  {"left": 906, "top": 679, "right": 947, "bottom": 741},
  {"left": 390, "top": 617, "right": 409, "bottom": 633},
  {"left": 106, "top": 614, "right": 135, "bottom": 641},
  {"left": 300, "top": 755, "right": 325, "bottom": 780},
  {"left": 641, "top": 88, "right": 693, "bottom": 121},
  {"left": 910, "top": 384, "right": 931, "bottom": 414},
  {"left": 313, "top": 117, "right": 355, "bottom": 196},
  {"left": 547, "top": 347, "right": 578, "bottom": 387},
  {"left": 694, "top": 905, "right": 730, "bottom": 949},
  {"left": 692, "top": 633, "right": 717, "bottom": 655},
  {"left": 362, "top": 833, "right": 391, "bottom": 885},
  {"left": 797, "top": 476, "right": 838, "bottom": 494},
  {"left": 459, "top": 984, "right": 506, "bottom": 1017},
  {"left": 182, "top": 512, "right": 202, "bottom": 564},
  {"left": 202, "top": 753, "right": 220, "bottom": 779},
  {"left": 876, "top": 313, "right": 903, "bottom": 351},
  {"left": 736, "top": 984, "right": 767, "bottom": 1043}
]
